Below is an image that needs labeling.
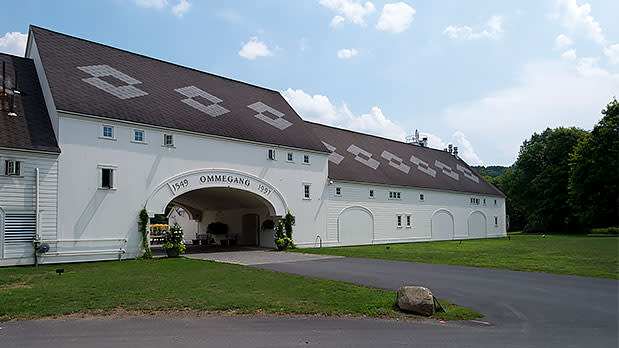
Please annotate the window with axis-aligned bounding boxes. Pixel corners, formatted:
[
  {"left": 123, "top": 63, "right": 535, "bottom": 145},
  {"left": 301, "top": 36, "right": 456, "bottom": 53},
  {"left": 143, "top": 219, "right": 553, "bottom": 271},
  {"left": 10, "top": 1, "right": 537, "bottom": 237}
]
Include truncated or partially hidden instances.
[
  {"left": 369, "top": 189, "right": 374, "bottom": 198},
  {"left": 483, "top": 198, "right": 487, "bottom": 205},
  {"left": 406, "top": 215, "right": 411, "bottom": 228},
  {"left": 335, "top": 187, "right": 342, "bottom": 196},
  {"left": 494, "top": 216, "right": 498, "bottom": 225},
  {"left": 303, "top": 154, "right": 311, "bottom": 164},
  {"left": 4, "top": 160, "right": 20, "bottom": 176},
  {"left": 389, "top": 191, "right": 401, "bottom": 199},
  {"left": 287, "top": 152, "right": 294, "bottom": 162},
  {"left": 133, "top": 129, "right": 145, "bottom": 143},
  {"left": 163, "top": 134, "right": 174, "bottom": 147},
  {"left": 268, "top": 149, "right": 276, "bottom": 160},
  {"left": 494, "top": 199, "right": 497, "bottom": 206},
  {"left": 396, "top": 215, "right": 402, "bottom": 228},
  {"left": 419, "top": 193, "right": 425, "bottom": 201},
  {"left": 470, "top": 197, "right": 480, "bottom": 205},
  {"left": 100, "top": 168, "right": 115, "bottom": 189},
  {"left": 101, "top": 125, "right": 114, "bottom": 139},
  {"left": 303, "top": 184, "right": 311, "bottom": 199}
]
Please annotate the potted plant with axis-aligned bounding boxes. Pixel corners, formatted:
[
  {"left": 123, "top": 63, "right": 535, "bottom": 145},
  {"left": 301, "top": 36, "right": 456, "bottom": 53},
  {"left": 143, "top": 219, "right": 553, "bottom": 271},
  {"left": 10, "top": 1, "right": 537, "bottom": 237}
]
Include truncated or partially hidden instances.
[{"left": 163, "top": 222, "right": 186, "bottom": 257}]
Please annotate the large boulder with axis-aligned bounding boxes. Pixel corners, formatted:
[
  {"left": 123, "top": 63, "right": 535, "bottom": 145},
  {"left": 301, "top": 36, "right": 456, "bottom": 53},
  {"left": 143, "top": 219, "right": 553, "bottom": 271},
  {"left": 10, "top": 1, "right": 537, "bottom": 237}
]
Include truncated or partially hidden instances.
[{"left": 397, "top": 286, "right": 435, "bottom": 316}]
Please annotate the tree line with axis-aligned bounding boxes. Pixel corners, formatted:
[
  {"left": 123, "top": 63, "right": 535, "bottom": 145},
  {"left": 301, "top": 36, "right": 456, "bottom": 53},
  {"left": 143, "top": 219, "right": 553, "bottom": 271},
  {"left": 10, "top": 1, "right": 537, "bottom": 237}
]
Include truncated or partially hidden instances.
[{"left": 475, "top": 98, "right": 618, "bottom": 233}]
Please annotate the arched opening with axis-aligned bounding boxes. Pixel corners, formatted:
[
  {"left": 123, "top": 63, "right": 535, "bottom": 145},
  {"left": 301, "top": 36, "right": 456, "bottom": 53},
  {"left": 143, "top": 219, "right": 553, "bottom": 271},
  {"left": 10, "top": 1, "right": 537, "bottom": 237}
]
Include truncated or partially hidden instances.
[
  {"left": 467, "top": 211, "right": 487, "bottom": 239},
  {"left": 431, "top": 209, "right": 454, "bottom": 241},
  {"left": 169, "top": 187, "right": 276, "bottom": 247},
  {"left": 338, "top": 206, "right": 374, "bottom": 246},
  {"left": 145, "top": 169, "right": 288, "bottom": 249}
]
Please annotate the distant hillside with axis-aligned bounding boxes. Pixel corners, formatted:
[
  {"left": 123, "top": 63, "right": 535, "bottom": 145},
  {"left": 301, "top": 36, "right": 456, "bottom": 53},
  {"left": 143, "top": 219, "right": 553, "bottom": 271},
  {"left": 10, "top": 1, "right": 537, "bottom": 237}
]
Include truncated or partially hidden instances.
[{"left": 472, "top": 166, "right": 509, "bottom": 179}]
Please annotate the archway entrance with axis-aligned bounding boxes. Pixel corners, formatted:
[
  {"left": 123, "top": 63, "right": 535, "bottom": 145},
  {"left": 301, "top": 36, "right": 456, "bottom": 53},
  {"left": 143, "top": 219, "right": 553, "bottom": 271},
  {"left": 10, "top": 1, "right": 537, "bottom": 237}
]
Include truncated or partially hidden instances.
[
  {"left": 170, "top": 187, "right": 274, "bottom": 247},
  {"left": 146, "top": 169, "right": 288, "bottom": 248}
]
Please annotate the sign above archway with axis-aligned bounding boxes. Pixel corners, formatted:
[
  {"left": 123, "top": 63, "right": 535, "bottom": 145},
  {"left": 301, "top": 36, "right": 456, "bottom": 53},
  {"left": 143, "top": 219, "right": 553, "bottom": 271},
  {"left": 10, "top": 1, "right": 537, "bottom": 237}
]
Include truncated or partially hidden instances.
[{"left": 145, "top": 169, "right": 288, "bottom": 218}]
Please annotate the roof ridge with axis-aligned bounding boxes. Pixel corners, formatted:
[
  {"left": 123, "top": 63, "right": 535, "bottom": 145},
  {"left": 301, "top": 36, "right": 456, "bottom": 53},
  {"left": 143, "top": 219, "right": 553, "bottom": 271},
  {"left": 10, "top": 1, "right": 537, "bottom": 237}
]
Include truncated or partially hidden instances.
[
  {"left": 28, "top": 25, "right": 282, "bottom": 96},
  {"left": 304, "top": 120, "right": 450, "bottom": 155}
]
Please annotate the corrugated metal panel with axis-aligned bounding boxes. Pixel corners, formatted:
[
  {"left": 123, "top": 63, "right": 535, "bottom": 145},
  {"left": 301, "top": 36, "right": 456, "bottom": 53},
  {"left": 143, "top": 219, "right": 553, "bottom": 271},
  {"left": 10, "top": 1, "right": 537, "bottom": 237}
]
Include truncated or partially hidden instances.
[{"left": 4, "top": 212, "right": 36, "bottom": 243}]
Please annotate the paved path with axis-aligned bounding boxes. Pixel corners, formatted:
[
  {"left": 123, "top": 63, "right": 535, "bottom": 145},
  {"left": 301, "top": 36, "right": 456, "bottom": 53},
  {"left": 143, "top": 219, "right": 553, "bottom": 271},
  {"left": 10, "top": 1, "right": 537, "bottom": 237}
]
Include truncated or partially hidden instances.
[
  {"left": 3, "top": 250, "right": 617, "bottom": 347},
  {"left": 184, "top": 248, "right": 343, "bottom": 265}
]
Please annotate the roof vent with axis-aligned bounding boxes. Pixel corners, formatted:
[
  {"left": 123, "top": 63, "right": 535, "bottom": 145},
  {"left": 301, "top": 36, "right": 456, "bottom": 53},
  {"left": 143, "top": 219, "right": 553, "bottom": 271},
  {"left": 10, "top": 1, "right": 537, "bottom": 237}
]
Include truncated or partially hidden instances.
[{"left": 406, "top": 129, "right": 428, "bottom": 147}]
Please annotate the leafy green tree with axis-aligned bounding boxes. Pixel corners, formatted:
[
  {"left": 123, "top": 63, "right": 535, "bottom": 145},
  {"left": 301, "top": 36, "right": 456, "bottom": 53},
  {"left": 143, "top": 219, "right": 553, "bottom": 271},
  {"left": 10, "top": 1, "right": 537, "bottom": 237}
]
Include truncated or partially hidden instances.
[
  {"left": 568, "top": 98, "right": 619, "bottom": 228},
  {"left": 513, "top": 127, "right": 587, "bottom": 233},
  {"left": 489, "top": 167, "right": 526, "bottom": 231}
]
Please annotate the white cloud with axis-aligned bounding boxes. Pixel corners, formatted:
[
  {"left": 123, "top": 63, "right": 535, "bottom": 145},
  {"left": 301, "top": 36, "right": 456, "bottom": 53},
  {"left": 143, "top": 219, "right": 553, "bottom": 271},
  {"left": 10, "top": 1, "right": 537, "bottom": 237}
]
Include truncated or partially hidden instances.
[
  {"left": 282, "top": 88, "right": 406, "bottom": 140},
  {"left": 337, "top": 48, "right": 358, "bottom": 59},
  {"left": 452, "top": 131, "right": 483, "bottom": 165},
  {"left": 134, "top": 0, "right": 168, "bottom": 9},
  {"left": 554, "top": 34, "right": 573, "bottom": 50},
  {"left": 442, "top": 59, "right": 619, "bottom": 165},
  {"left": 172, "top": 0, "right": 191, "bottom": 18},
  {"left": 561, "top": 48, "right": 577, "bottom": 60},
  {"left": 444, "top": 15, "right": 503, "bottom": 40},
  {"left": 554, "top": 0, "right": 605, "bottom": 45},
  {"left": 319, "top": 0, "right": 376, "bottom": 25},
  {"left": 238, "top": 37, "right": 274, "bottom": 60},
  {"left": 604, "top": 44, "right": 619, "bottom": 65},
  {"left": 330, "top": 15, "right": 345, "bottom": 27},
  {"left": 283, "top": 88, "right": 485, "bottom": 164},
  {"left": 376, "top": 2, "right": 416, "bottom": 34},
  {"left": 0, "top": 32, "right": 27, "bottom": 56}
]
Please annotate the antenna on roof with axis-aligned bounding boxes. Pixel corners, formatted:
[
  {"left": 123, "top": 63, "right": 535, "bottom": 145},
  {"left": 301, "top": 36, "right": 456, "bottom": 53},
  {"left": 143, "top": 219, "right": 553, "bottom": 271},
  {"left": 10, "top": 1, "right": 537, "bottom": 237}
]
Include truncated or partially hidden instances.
[{"left": 453, "top": 146, "right": 458, "bottom": 157}]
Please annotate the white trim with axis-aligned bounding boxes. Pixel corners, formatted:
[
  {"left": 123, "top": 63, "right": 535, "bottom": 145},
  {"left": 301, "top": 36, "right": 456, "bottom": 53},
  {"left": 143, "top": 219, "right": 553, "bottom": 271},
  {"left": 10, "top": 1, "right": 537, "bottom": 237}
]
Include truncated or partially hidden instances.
[
  {"left": 131, "top": 128, "right": 147, "bottom": 144},
  {"left": 286, "top": 152, "right": 294, "bottom": 162},
  {"left": 58, "top": 110, "right": 331, "bottom": 156},
  {"left": 405, "top": 214, "right": 412, "bottom": 228},
  {"left": 335, "top": 186, "right": 342, "bottom": 196},
  {"left": 396, "top": 214, "right": 403, "bottom": 228},
  {"left": 100, "top": 124, "right": 116, "bottom": 140},
  {"left": 97, "top": 164, "right": 118, "bottom": 190},
  {"left": 302, "top": 154, "right": 311, "bottom": 165},
  {"left": 0, "top": 207, "right": 5, "bottom": 259},
  {"left": 303, "top": 183, "right": 311, "bottom": 200}
]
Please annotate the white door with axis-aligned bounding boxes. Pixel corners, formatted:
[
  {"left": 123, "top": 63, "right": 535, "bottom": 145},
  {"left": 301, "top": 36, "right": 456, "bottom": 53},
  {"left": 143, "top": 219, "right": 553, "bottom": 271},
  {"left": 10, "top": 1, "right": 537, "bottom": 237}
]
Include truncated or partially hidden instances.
[
  {"left": 468, "top": 211, "right": 487, "bottom": 239},
  {"left": 338, "top": 207, "right": 373, "bottom": 246},
  {"left": 431, "top": 210, "right": 454, "bottom": 241}
]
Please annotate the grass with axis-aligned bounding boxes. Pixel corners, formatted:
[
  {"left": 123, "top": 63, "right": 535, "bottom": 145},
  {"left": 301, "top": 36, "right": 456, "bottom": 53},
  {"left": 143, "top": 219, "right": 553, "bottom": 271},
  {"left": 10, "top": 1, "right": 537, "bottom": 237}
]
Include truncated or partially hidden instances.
[
  {"left": 290, "top": 234, "right": 619, "bottom": 279},
  {"left": 0, "top": 258, "right": 480, "bottom": 322}
]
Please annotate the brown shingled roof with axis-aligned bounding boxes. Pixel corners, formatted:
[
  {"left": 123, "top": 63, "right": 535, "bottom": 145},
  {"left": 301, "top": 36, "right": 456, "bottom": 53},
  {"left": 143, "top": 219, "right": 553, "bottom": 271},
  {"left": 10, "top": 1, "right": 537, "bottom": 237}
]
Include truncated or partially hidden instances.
[
  {"left": 0, "top": 53, "right": 60, "bottom": 154},
  {"left": 307, "top": 121, "right": 505, "bottom": 197},
  {"left": 28, "top": 26, "right": 327, "bottom": 153}
]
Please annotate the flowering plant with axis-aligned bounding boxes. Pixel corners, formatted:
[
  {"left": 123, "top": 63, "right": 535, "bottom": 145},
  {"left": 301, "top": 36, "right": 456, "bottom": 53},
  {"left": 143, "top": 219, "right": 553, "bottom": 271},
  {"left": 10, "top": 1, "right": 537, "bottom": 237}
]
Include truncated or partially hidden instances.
[{"left": 163, "top": 222, "right": 186, "bottom": 254}]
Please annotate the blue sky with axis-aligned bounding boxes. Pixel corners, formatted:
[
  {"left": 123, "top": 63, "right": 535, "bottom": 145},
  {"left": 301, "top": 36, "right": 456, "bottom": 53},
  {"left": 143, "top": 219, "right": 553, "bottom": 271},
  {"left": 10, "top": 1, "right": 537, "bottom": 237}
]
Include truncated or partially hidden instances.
[{"left": 1, "top": 0, "right": 617, "bottom": 165}]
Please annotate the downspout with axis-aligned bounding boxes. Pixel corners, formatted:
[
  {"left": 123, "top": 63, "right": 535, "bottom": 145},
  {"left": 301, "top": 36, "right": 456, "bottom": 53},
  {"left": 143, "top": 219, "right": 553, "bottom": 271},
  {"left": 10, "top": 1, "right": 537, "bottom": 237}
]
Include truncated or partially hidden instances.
[{"left": 34, "top": 168, "right": 40, "bottom": 266}]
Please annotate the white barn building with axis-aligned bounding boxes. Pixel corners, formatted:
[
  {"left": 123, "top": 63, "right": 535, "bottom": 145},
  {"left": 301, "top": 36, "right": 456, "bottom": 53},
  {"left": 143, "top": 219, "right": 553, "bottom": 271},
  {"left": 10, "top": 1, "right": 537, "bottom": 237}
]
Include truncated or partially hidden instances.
[{"left": 0, "top": 26, "right": 506, "bottom": 267}]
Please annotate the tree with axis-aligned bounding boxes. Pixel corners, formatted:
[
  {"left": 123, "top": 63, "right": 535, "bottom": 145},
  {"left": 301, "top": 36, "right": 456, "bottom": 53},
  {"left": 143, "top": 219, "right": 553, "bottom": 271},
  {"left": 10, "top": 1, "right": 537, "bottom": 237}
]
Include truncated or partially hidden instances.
[
  {"left": 489, "top": 167, "right": 526, "bottom": 231},
  {"left": 568, "top": 98, "right": 619, "bottom": 228},
  {"left": 512, "top": 127, "right": 587, "bottom": 233}
]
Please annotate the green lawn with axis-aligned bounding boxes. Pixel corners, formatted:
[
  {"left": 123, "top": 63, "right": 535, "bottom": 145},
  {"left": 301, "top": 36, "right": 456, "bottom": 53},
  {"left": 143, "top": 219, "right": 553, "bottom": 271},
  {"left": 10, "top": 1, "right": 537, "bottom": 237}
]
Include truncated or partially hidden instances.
[
  {"left": 0, "top": 258, "right": 479, "bottom": 322},
  {"left": 291, "top": 234, "right": 619, "bottom": 279}
]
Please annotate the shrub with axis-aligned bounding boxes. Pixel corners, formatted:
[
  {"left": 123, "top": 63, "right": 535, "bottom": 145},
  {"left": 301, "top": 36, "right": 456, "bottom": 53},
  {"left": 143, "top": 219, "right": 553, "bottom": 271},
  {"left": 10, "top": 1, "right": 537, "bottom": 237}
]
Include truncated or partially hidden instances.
[
  {"left": 589, "top": 227, "right": 619, "bottom": 235},
  {"left": 274, "top": 212, "right": 295, "bottom": 250},
  {"left": 163, "top": 222, "right": 186, "bottom": 254}
]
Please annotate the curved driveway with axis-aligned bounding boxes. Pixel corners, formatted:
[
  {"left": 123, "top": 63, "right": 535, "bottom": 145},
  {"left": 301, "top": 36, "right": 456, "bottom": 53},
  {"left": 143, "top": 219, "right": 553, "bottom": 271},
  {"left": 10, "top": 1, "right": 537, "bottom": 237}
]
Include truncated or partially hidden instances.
[
  {"left": 251, "top": 253, "right": 618, "bottom": 347},
  {"left": 2, "top": 251, "right": 617, "bottom": 347}
]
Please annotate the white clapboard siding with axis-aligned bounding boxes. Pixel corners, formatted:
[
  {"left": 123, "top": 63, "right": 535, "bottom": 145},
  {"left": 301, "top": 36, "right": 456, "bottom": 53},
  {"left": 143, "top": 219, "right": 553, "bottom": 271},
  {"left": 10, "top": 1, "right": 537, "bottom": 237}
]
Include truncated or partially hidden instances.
[{"left": 0, "top": 149, "right": 58, "bottom": 265}]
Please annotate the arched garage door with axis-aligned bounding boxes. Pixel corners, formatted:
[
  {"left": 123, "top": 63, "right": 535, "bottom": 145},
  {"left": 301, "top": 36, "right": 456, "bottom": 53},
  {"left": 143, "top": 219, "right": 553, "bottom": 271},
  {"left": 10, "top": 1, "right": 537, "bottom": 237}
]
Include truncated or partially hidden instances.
[
  {"left": 468, "top": 211, "right": 487, "bottom": 239},
  {"left": 431, "top": 210, "right": 454, "bottom": 241},
  {"left": 338, "top": 207, "right": 373, "bottom": 246}
]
